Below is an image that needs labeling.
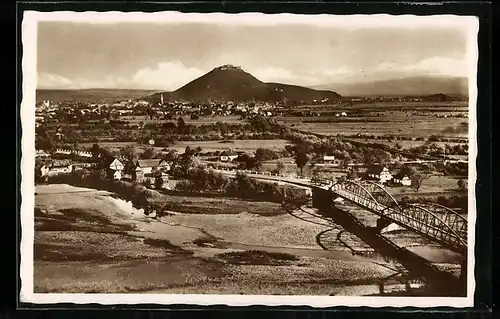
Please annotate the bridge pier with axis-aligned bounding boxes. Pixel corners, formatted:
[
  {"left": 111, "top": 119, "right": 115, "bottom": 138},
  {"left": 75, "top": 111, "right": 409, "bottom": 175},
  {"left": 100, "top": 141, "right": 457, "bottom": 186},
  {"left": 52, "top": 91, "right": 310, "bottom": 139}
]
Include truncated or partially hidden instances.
[
  {"left": 312, "top": 188, "right": 336, "bottom": 211},
  {"left": 375, "top": 217, "right": 393, "bottom": 233}
]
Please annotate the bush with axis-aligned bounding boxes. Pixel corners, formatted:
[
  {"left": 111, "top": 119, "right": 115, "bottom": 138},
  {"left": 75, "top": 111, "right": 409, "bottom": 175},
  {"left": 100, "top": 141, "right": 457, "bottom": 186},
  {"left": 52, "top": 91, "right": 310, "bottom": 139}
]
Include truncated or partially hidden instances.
[{"left": 174, "top": 168, "right": 308, "bottom": 203}]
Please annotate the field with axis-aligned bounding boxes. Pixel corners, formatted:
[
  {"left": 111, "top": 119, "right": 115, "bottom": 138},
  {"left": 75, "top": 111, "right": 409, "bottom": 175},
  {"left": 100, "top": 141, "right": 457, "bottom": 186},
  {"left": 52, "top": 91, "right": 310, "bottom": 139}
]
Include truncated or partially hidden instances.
[
  {"left": 344, "top": 138, "right": 467, "bottom": 150},
  {"left": 170, "top": 139, "right": 292, "bottom": 153},
  {"left": 34, "top": 184, "right": 407, "bottom": 295},
  {"left": 387, "top": 175, "right": 465, "bottom": 197},
  {"left": 78, "top": 139, "right": 292, "bottom": 154},
  {"left": 279, "top": 102, "right": 469, "bottom": 139}
]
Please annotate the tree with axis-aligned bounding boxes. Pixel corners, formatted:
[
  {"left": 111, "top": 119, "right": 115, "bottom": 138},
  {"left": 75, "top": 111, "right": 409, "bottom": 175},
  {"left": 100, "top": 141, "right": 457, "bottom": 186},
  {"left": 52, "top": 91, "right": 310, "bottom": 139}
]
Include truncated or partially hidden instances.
[
  {"left": 255, "top": 148, "right": 278, "bottom": 162},
  {"left": 155, "top": 176, "right": 164, "bottom": 189},
  {"left": 347, "top": 167, "right": 358, "bottom": 180},
  {"left": 234, "top": 154, "right": 261, "bottom": 170},
  {"left": 143, "top": 177, "right": 152, "bottom": 187},
  {"left": 294, "top": 146, "right": 309, "bottom": 175},
  {"left": 99, "top": 146, "right": 114, "bottom": 158},
  {"left": 162, "top": 149, "right": 178, "bottom": 163},
  {"left": 340, "top": 158, "right": 350, "bottom": 169},
  {"left": 177, "top": 117, "right": 186, "bottom": 133},
  {"left": 411, "top": 172, "right": 428, "bottom": 192},
  {"left": 141, "top": 147, "right": 156, "bottom": 159},
  {"left": 232, "top": 172, "right": 256, "bottom": 198},
  {"left": 457, "top": 179, "right": 467, "bottom": 190},
  {"left": 162, "top": 122, "right": 177, "bottom": 131},
  {"left": 121, "top": 146, "right": 138, "bottom": 159},
  {"left": 276, "top": 161, "right": 285, "bottom": 174},
  {"left": 172, "top": 148, "right": 194, "bottom": 177}
]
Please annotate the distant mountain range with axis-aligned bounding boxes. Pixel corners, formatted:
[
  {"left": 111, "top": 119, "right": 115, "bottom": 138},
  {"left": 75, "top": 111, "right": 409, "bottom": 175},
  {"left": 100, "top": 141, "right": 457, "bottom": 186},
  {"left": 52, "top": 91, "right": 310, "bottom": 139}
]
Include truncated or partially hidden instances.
[
  {"left": 312, "top": 76, "right": 468, "bottom": 97},
  {"left": 36, "top": 71, "right": 469, "bottom": 103},
  {"left": 145, "top": 65, "right": 342, "bottom": 103},
  {"left": 36, "top": 88, "right": 160, "bottom": 103}
]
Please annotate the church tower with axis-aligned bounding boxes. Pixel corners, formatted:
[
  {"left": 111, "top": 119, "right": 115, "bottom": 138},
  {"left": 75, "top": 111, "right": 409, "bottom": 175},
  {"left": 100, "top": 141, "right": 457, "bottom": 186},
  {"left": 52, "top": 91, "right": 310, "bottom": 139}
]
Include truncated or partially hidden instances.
[{"left": 160, "top": 93, "right": 164, "bottom": 105}]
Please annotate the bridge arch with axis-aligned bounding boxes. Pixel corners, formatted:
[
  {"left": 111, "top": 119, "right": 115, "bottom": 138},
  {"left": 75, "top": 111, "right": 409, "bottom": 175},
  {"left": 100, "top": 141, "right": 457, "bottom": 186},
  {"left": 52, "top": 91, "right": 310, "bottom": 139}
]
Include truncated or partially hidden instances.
[
  {"left": 422, "top": 202, "right": 468, "bottom": 223},
  {"left": 416, "top": 202, "right": 468, "bottom": 243},
  {"left": 386, "top": 202, "right": 467, "bottom": 249},
  {"left": 364, "top": 181, "right": 401, "bottom": 210},
  {"left": 329, "top": 180, "right": 385, "bottom": 211}
]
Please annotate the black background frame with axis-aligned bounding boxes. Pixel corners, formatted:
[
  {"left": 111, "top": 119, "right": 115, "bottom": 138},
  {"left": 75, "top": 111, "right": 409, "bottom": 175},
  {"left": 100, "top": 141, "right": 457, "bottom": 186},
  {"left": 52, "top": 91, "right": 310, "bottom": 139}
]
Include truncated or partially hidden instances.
[{"left": 10, "top": 1, "right": 493, "bottom": 317}]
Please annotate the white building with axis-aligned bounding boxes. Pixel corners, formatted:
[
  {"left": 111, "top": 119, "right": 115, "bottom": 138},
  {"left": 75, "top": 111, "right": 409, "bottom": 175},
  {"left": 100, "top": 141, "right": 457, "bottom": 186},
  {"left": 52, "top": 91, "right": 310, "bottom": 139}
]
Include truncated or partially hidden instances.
[
  {"left": 393, "top": 171, "right": 412, "bottom": 186},
  {"left": 366, "top": 166, "right": 393, "bottom": 184},
  {"left": 323, "top": 155, "right": 336, "bottom": 164}
]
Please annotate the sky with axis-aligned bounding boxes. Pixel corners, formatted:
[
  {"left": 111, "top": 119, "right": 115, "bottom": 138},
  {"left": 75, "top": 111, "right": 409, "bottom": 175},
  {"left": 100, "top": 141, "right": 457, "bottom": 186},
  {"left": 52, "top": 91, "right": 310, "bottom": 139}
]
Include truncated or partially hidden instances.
[{"left": 35, "top": 13, "right": 476, "bottom": 91}]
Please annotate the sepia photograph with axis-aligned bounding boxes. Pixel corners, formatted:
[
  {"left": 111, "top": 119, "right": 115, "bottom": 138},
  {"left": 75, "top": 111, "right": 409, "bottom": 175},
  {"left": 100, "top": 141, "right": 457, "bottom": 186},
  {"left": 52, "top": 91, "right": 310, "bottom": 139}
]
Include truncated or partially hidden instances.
[{"left": 20, "top": 11, "right": 478, "bottom": 307}]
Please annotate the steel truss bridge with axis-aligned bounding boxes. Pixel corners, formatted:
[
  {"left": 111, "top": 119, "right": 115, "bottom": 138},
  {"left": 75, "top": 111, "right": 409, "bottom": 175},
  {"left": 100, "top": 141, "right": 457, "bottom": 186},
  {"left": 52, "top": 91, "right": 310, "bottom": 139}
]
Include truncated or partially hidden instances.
[
  {"left": 320, "top": 180, "right": 468, "bottom": 256},
  {"left": 214, "top": 169, "right": 468, "bottom": 256}
]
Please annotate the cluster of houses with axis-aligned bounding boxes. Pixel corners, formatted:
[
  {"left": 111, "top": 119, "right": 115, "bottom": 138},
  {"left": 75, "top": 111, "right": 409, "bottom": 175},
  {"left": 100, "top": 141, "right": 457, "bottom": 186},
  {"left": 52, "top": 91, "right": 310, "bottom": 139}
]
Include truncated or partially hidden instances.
[
  {"left": 366, "top": 165, "right": 412, "bottom": 186},
  {"left": 96, "top": 157, "right": 172, "bottom": 187},
  {"left": 37, "top": 151, "right": 173, "bottom": 189},
  {"left": 38, "top": 160, "right": 74, "bottom": 177},
  {"left": 35, "top": 96, "right": 284, "bottom": 128},
  {"left": 218, "top": 150, "right": 240, "bottom": 162}
]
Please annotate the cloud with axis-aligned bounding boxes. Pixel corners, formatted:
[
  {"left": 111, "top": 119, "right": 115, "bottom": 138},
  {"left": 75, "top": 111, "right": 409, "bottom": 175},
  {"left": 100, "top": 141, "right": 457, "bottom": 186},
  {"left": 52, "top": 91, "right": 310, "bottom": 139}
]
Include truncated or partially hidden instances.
[
  {"left": 403, "top": 56, "right": 469, "bottom": 77},
  {"left": 37, "top": 73, "right": 72, "bottom": 88},
  {"left": 249, "top": 66, "right": 353, "bottom": 86},
  {"left": 131, "top": 61, "right": 205, "bottom": 90},
  {"left": 37, "top": 56, "right": 471, "bottom": 90},
  {"left": 375, "top": 56, "right": 469, "bottom": 77},
  {"left": 37, "top": 61, "right": 206, "bottom": 90},
  {"left": 250, "top": 66, "right": 297, "bottom": 83}
]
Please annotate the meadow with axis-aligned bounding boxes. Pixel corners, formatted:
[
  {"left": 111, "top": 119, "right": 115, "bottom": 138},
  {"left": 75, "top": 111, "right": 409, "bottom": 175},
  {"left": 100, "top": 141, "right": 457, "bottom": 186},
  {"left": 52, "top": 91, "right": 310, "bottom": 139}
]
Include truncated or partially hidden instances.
[
  {"left": 279, "top": 114, "right": 468, "bottom": 138},
  {"left": 170, "top": 139, "right": 292, "bottom": 153},
  {"left": 278, "top": 101, "right": 469, "bottom": 139}
]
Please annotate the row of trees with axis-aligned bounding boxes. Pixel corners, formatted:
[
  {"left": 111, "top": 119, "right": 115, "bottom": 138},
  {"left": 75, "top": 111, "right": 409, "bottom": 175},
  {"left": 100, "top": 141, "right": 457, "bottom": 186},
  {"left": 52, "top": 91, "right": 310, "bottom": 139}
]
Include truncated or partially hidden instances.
[
  {"left": 174, "top": 166, "right": 307, "bottom": 202},
  {"left": 35, "top": 114, "right": 295, "bottom": 149}
]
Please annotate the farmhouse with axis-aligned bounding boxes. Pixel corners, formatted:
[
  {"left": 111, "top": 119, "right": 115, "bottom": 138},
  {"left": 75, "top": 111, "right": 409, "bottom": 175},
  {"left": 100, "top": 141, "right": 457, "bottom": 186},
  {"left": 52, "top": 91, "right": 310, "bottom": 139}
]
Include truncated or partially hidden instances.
[
  {"left": 219, "top": 150, "right": 238, "bottom": 162},
  {"left": 41, "top": 161, "right": 74, "bottom": 176},
  {"left": 101, "top": 157, "right": 124, "bottom": 180},
  {"left": 38, "top": 165, "right": 50, "bottom": 177},
  {"left": 392, "top": 170, "right": 412, "bottom": 186},
  {"left": 366, "top": 165, "right": 393, "bottom": 184},
  {"left": 130, "top": 159, "right": 170, "bottom": 174},
  {"left": 129, "top": 159, "right": 170, "bottom": 182},
  {"left": 322, "top": 155, "right": 336, "bottom": 164}
]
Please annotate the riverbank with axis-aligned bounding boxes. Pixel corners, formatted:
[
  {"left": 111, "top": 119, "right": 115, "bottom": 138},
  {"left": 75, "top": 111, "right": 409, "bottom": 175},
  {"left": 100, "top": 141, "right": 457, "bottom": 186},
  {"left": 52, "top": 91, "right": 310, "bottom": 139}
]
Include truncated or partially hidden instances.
[{"left": 35, "top": 184, "right": 414, "bottom": 295}]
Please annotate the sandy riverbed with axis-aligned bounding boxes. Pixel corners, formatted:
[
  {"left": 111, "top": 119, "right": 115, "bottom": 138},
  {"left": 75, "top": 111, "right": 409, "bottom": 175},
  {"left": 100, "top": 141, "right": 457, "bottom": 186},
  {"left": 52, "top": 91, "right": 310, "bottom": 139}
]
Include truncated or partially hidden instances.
[{"left": 32, "top": 184, "right": 454, "bottom": 295}]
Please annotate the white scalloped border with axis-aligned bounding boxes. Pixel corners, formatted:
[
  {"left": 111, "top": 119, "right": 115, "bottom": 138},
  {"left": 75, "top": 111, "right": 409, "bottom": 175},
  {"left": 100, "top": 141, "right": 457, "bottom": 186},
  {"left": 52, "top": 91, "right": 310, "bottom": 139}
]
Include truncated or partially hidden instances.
[{"left": 20, "top": 10, "right": 479, "bottom": 307}]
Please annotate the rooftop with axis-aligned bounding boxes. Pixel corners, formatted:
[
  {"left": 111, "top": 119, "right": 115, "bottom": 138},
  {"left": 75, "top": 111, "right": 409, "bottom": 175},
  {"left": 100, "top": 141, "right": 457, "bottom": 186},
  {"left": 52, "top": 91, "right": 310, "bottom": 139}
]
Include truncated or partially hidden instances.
[
  {"left": 136, "top": 159, "right": 163, "bottom": 168},
  {"left": 366, "top": 165, "right": 388, "bottom": 175}
]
